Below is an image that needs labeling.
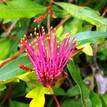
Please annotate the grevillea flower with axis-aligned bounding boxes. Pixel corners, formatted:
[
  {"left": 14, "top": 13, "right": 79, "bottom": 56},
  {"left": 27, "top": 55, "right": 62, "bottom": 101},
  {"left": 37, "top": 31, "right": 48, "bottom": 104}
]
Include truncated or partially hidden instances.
[{"left": 20, "top": 28, "right": 76, "bottom": 87}]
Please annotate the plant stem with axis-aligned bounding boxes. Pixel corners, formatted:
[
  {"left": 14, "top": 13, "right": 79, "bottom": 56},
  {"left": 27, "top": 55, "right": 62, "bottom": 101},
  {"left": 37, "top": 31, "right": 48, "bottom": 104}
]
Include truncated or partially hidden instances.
[
  {"left": 0, "top": 49, "right": 23, "bottom": 68},
  {"left": 47, "top": 0, "right": 53, "bottom": 33},
  {"left": 3, "top": 19, "right": 18, "bottom": 38},
  {"left": 47, "top": 15, "right": 51, "bottom": 33},
  {"left": 55, "top": 15, "right": 71, "bottom": 30},
  {"left": 53, "top": 95, "right": 61, "bottom": 107},
  {"left": 2, "top": 84, "right": 12, "bottom": 104}
]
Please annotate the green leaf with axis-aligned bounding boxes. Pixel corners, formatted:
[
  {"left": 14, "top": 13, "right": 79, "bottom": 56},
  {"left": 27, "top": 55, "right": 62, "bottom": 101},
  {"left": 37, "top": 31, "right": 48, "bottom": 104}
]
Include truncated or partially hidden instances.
[
  {"left": 15, "top": 19, "right": 31, "bottom": 38},
  {"left": 56, "top": 26, "right": 63, "bottom": 39},
  {"left": 18, "top": 72, "right": 37, "bottom": 81},
  {"left": 0, "top": 84, "right": 6, "bottom": 91},
  {"left": 74, "top": 31, "right": 107, "bottom": 44},
  {"left": 52, "top": 5, "right": 68, "bottom": 18},
  {"left": 0, "top": 55, "right": 30, "bottom": 81},
  {"left": 64, "top": 18, "right": 84, "bottom": 35},
  {"left": 67, "top": 85, "right": 80, "bottom": 97},
  {"left": 53, "top": 87, "right": 66, "bottom": 96},
  {"left": 102, "top": 93, "right": 107, "bottom": 106},
  {"left": 62, "top": 99, "right": 82, "bottom": 107},
  {"left": 12, "top": 81, "right": 27, "bottom": 97},
  {"left": 56, "top": 2, "right": 107, "bottom": 27},
  {"left": 0, "top": 38, "right": 11, "bottom": 60},
  {"left": 67, "top": 60, "right": 92, "bottom": 107},
  {"left": 95, "top": 0, "right": 107, "bottom": 10},
  {"left": 10, "top": 100, "right": 28, "bottom": 107},
  {"left": 90, "top": 91, "right": 102, "bottom": 107},
  {"left": 0, "top": 0, "right": 47, "bottom": 18}
]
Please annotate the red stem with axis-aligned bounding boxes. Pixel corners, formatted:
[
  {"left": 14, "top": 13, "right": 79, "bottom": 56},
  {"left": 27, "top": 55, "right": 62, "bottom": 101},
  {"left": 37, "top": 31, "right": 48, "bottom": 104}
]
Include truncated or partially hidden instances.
[
  {"left": 53, "top": 95, "right": 61, "bottom": 107},
  {"left": 0, "top": 48, "right": 23, "bottom": 68}
]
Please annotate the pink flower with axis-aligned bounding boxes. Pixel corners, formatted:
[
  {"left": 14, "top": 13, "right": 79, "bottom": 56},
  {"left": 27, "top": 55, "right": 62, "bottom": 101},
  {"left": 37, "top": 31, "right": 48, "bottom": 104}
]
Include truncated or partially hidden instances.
[{"left": 20, "top": 29, "right": 76, "bottom": 87}]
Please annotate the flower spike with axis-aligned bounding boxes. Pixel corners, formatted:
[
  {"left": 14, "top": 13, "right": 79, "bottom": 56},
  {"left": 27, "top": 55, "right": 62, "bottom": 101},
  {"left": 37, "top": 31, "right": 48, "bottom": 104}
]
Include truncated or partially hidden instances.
[{"left": 20, "top": 28, "right": 77, "bottom": 87}]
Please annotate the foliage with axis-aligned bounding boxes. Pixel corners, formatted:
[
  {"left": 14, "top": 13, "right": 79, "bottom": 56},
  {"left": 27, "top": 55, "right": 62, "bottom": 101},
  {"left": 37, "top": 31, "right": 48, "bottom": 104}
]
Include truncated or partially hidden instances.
[{"left": 0, "top": 0, "right": 107, "bottom": 107}]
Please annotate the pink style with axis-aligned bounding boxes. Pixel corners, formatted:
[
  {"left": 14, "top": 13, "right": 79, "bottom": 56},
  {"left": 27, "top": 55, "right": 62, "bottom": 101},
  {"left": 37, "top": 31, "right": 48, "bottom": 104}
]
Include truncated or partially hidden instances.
[{"left": 20, "top": 29, "right": 76, "bottom": 88}]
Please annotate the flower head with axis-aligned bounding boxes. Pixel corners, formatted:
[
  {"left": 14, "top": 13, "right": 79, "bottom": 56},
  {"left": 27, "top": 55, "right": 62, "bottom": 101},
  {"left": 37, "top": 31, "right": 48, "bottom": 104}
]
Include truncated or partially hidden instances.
[{"left": 20, "top": 28, "right": 76, "bottom": 87}]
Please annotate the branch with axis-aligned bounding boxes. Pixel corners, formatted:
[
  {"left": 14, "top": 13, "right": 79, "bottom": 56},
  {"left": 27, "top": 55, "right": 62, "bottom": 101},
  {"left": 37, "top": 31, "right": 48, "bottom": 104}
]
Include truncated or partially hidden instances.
[
  {"left": 0, "top": 49, "right": 23, "bottom": 68},
  {"left": 55, "top": 15, "right": 71, "bottom": 30},
  {"left": 2, "top": 19, "right": 18, "bottom": 38},
  {"left": 102, "top": 7, "right": 107, "bottom": 17},
  {"left": 2, "top": 84, "right": 12, "bottom": 104},
  {"left": 53, "top": 95, "right": 61, "bottom": 107}
]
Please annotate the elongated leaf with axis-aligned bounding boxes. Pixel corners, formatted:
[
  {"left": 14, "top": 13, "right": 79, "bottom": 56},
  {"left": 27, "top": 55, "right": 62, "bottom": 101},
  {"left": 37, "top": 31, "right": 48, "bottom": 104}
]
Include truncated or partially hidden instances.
[
  {"left": 0, "top": 55, "right": 30, "bottom": 81},
  {"left": 0, "top": 38, "right": 11, "bottom": 59},
  {"left": 95, "top": 0, "right": 107, "bottom": 10},
  {"left": 58, "top": 31, "right": 107, "bottom": 45},
  {"left": 56, "top": 2, "right": 107, "bottom": 26},
  {"left": 102, "top": 94, "right": 107, "bottom": 106},
  {"left": 73, "top": 31, "right": 107, "bottom": 44},
  {"left": 67, "top": 60, "right": 92, "bottom": 107},
  {"left": 52, "top": 5, "right": 68, "bottom": 18},
  {"left": 0, "top": 0, "right": 46, "bottom": 18},
  {"left": 90, "top": 91, "right": 102, "bottom": 107}
]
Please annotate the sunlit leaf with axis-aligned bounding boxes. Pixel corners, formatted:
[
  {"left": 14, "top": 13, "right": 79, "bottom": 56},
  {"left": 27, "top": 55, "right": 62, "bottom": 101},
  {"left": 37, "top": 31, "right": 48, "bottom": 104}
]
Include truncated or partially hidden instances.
[
  {"left": 0, "top": 0, "right": 47, "bottom": 18},
  {"left": 56, "top": 2, "right": 107, "bottom": 27},
  {"left": 56, "top": 25, "right": 63, "bottom": 40},
  {"left": 26, "top": 84, "right": 52, "bottom": 99},
  {"left": 26, "top": 84, "right": 53, "bottom": 107},
  {"left": 64, "top": 18, "right": 84, "bottom": 35},
  {"left": 0, "top": 84, "right": 6, "bottom": 91},
  {"left": 82, "top": 43, "right": 93, "bottom": 56},
  {"left": 0, "top": 38, "right": 11, "bottom": 60},
  {"left": 77, "top": 43, "right": 93, "bottom": 56},
  {"left": 18, "top": 72, "right": 37, "bottom": 82},
  {"left": 30, "top": 97, "right": 45, "bottom": 107}
]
